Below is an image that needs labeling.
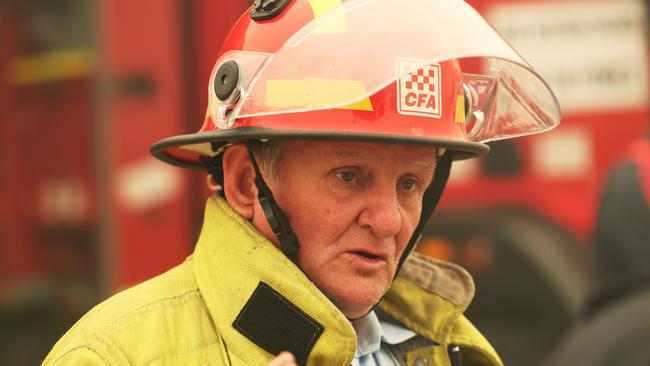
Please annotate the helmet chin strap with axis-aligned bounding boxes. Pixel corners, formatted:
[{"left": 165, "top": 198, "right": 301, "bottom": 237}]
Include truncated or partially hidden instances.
[{"left": 246, "top": 142, "right": 301, "bottom": 260}]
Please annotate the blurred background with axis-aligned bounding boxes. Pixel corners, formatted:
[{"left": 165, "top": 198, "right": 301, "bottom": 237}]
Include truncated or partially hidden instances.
[{"left": 0, "top": 0, "right": 648, "bottom": 365}]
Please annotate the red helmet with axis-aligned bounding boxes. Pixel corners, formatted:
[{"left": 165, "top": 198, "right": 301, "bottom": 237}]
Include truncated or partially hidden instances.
[{"left": 151, "top": 0, "right": 560, "bottom": 168}]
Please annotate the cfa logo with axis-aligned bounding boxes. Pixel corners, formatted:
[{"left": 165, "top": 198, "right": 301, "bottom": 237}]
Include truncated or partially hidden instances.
[{"left": 396, "top": 59, "right": 442, "bottom": 118}]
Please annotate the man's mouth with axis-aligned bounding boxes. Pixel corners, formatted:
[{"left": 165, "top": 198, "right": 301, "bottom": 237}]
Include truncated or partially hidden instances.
[
  {"left": 347, "top": 247, "right": 389, "bottom": 265},
  {"left": 352, "top": 251, "right": 384, "bottom": 260},
  {"left": 345, "top": 248, "right": 390, "bottom": 271}
]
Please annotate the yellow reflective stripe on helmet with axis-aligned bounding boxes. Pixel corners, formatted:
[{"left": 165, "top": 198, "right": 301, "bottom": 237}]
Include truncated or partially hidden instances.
[
  {"left": 266, "top": 79, "right": 306, "bottom": 107},
  {"left": 455, "top": 95, "right": 465, "bottom": 124},
  {"left": 338, "top": 98, "right": 374, "bottom": 112},
  {"left": 308, "top": 0, "right": 346, "bottom": 34},
  {"left": 267, "top": 78, "right": 373, "bottom": 111},
  {"left": 308, "top": 0, "right": 342, "bottom": 17}
]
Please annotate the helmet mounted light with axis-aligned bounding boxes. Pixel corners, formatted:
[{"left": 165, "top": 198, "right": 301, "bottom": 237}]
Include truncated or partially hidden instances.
[{"left": 214, "top": 60, "right": 240, "bottom": 101}]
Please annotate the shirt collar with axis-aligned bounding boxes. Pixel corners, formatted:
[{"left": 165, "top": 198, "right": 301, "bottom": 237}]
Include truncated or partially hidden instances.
[
  {"left": 352, "top": 311, "right": 417, "bottom": 358},
  {"left": 352, "top": 311, "right": 383, "bottom": 357},
  {"left": 380, "top": 320, "right": 417, "bottom": 345}
]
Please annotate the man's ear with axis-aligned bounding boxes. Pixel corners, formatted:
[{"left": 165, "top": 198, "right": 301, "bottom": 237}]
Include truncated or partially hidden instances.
[{"left": 222, "top": 144, "right": 256, "bottom": 219}]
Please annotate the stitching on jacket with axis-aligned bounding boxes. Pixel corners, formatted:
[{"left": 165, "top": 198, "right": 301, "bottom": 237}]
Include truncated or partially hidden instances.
[
  {"left": 265, "top": 283, "right": 320, "bottom": 349},
  {"left": 233, "top": 282, "right": 322, "bottom": 361},
  {"left": 102, "top": 289, "right": 203, "bottom": 331},
  {"left": 101, "top": 289, "right": 223, "bottom": 364},
  {"left": 48, "top": 345, "right": 111, "bottom": 366}
]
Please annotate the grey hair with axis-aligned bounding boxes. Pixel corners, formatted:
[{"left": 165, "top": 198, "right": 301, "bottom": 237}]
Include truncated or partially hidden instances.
[{"left": 250, "top": 140, "right": 285, "bottom": 182}]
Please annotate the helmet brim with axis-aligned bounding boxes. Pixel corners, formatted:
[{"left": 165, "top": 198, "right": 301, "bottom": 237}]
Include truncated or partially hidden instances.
[{"left": 150, "top": 126, "right": 490, "bottom": 170}]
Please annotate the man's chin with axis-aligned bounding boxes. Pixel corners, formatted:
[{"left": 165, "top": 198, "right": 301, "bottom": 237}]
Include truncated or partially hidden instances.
[
  {"left": 344, "top": 307, "right": 376, "bottom": 321},
  {"left": 328, "top": 291, "right": 385, "bottom": 320},
  {"left": 311, "top": 272, "right": 393, "bottom": 319}
]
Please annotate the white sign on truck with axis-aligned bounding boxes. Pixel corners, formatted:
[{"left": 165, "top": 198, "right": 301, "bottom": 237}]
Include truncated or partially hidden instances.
[{"left": 487, "top": 0, "right": 648, "bottom": 113}]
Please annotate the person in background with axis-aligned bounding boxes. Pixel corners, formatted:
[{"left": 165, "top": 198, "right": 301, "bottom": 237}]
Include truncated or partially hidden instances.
[{"left": 43, "top": 0, "right": 560, "bottom": 365}]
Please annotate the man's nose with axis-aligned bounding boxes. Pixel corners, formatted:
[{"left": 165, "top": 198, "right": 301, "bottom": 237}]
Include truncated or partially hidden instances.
[{"left": 356, "top": 185, "right": 402, "bottom": 238}]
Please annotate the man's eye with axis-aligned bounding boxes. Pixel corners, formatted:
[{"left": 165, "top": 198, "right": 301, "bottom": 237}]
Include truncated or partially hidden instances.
[
  {"left": 335, "top": 171, "right": 357, "bottom": 183},
  {"left": 399, "top": 178, "right": 418, "bottom": 191}
]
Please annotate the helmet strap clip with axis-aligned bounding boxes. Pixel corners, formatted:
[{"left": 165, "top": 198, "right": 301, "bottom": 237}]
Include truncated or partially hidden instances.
[
  {"left": 200, "top": 154, "right": 225, "bottom": 191},
  {"left": 250, "top": 0, "right": 291, "bottom": 21}
]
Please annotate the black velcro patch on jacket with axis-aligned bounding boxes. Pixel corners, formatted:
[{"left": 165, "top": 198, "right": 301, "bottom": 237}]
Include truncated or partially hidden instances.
[{"left": 233, "top": 282, "right": 324, "bottom": 365}]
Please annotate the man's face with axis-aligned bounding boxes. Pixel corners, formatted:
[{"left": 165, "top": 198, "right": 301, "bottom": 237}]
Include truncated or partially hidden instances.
[{"left": 261, "top": 140, "right": 437, "bottom": 319}]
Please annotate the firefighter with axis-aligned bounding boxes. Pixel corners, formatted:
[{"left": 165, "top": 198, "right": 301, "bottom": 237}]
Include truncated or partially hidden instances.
[{"left": 43, "top": 0, "right": 560, "bottom": 365}]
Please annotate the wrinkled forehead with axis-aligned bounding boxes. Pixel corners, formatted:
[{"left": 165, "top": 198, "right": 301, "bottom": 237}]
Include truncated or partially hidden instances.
[{"left": 280, "top": 140, "right": 439, "bottom": 169}]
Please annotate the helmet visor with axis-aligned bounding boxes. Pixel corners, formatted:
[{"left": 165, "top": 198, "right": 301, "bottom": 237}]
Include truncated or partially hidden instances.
[{"left": 210, "top": 0, "right": 560, "bottom": 143}]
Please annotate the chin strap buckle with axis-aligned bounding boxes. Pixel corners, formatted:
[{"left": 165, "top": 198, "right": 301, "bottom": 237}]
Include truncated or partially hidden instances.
[{"left": 258, "top": 190, "right": 300, "bottom": 256}]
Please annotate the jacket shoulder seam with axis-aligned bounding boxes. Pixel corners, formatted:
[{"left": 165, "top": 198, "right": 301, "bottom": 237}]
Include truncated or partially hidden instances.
[
  {"left": 46, "top": 344, "right": 112, "bottom": 366},
  {"left": 103, "top": 288, "right": 203, "bottom": 331}
]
